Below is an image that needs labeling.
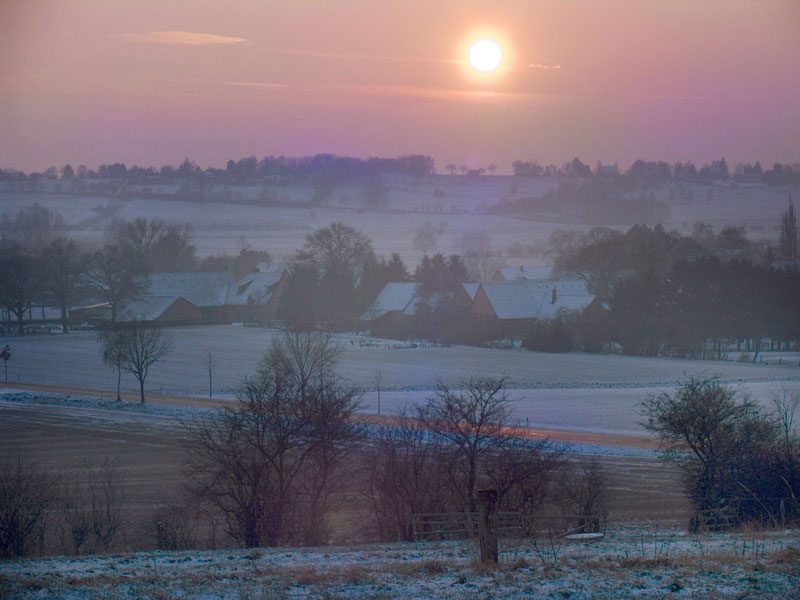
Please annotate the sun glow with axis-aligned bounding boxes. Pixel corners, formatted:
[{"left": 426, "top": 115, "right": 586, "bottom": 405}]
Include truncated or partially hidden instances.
[
  {"left": 458, "top": 26, "right": 513, "bottom": 83},
  {"left": 468, "top": 38, "right": 503, "bottom": 72}
]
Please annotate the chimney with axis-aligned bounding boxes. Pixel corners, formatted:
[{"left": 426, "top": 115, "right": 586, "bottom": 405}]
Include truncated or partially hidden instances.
[{"left": 551, "top": 287, "right": 557, "bottom": 304}]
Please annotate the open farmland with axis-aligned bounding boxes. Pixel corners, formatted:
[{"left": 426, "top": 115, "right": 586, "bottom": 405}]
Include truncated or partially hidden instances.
[
  {"left": 3, "top": 326, "right": 799, "bottom": 436},
  {"left": 1, "top": 177, "right": 795, "bottom": 268}
]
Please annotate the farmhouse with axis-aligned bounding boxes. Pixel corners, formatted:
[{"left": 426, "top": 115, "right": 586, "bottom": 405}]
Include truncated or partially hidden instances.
[
  {"left": 470, "top": 279, "right": 595, "bottom": 327},
  {"left": 122, "top": 295, "right": 203, "bottom": 323},
  {"left": 360, "top": 281, "right": 478, "bottom": 337},
  {"left": 70, "top": 268, "right": 289, "bottom": 326},
  {"left": 142, "top": 269, "right": 289, "bottom": 323}
]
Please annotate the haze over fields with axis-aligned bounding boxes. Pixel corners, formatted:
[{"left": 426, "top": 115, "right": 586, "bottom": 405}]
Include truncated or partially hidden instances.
[{"left": 2, "top": 2, "right": 799, "bottom": 598}]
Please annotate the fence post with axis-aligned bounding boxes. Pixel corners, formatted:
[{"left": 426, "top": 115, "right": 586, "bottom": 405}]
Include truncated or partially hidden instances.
[{"left": 477, "top": 489, "right": 498, "bottom": 564}]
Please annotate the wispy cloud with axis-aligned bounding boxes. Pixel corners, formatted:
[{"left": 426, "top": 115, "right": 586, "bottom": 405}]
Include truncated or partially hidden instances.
[
  {"left": 528, "top": 63, "right": 562, "bottom": 71},
  {"left": 226, "top": 81, "right": 291, "bottom": 90},
  {"left": 115, "top": 31, "right": 247, "bottom": 46},
  {"left": 264, "top": 47, "right": 459, "bottom": 65},
  {"left": 228, "top": 80, "right": 541, "bottom": 104}
]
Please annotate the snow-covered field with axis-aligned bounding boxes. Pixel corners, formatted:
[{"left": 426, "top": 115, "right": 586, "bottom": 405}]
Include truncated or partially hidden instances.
[
  {"left": 2, "top": 178, "right": 796, "bottom": 266},
  {"left": 2, "top": 527, "right": 798, "bottom": 599},
  {"left": 3, "top": 326, "right": 798, "bottom": 436}
]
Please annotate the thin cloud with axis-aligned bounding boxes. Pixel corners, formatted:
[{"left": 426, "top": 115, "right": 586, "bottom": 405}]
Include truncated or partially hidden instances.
[
  {"left": 226, "top": 81, "right": 291, "bottom": 90},
  {"left": 115, "top": 31, "right": 248, "bottom": 46},
  {"left": 528, "top": 63, "right": 562, "bottom": 70},
  {"left": 265, "top": 47, "right": 459, "bottom": 65},
  {"left": 224, "top": 79, "right": 550, "bottom": 104}
]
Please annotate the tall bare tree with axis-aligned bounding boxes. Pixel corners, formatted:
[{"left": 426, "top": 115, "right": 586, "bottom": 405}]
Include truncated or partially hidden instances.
[
  {"left": 116, "top": 320, "right": 173, "bottom": 403},
  {"left": 0, "top": 247, "right": 42, "bottom": 335},
  {"left": 187, "top": 330, "right": 360, "bottom": 547},
  {"left": 0, "top": 204, "right": 66, "bottom": 254},
  {"left": 107, "top": 217, "right": 196, "bottom": 274},
  {"left": 42, "top": 237, "right": 87, "bottom": 332},
  {"left": 421, "top": 377, "right": 512, "bottom": 513},
  {"left": 298, "top": 222, "right": 374, "bottom": 322},
  {"left": 0, "top": 455, "right": 56, "bottom": 558},
  {"left": 779, "top": 194, "right": 798, "bottom": 261},
  {"left": 99, "top": 326, "right": 127, "bottom": 401},
  {"left": 85, "top": 244, "right": 143, "bottom": 323}
]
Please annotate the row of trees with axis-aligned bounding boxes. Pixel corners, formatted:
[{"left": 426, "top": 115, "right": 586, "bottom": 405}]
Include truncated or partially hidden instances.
[
  {"left": 0, "top": 154, "right": 436, "bottom": 186},
  {"left": 0, "top": 208, "right": 199, "bottom": 333},
  {"left": 542, "top": 204, "right": 800, "bottom": 357},
  {"left": 511, "top": 157, "right": 800, "bottom": 186},
  {"left": 186, "top": 331, "right": 602, "bottom": 548},
  {"left": 0, "top": 456, "right": 125, "bottom": 559}
]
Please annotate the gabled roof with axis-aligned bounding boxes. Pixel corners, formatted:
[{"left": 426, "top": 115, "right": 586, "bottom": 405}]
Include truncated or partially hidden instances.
[
  {"left": 145, "top": 272, "right": 234, "bottom": 307},
  {"left": 462, "top": 283, "right": 480, "bottom": 300},
  {"left": 477, "top": 280, "right": 594, "bottom": 320},
  {"left": 360, "top": 282, "right": 418, "bottom": 320},
  {"left": 226, "top": 269, "right": 285, "bottom": 306},
  {"left": 122, "top": 296, "right": 193, "bottom": 321}
]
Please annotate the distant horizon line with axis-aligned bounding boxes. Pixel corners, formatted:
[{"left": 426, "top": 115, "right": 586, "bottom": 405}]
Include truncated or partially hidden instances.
[{"left": 2, "top": 153, "right": 799, "bottom": 177}]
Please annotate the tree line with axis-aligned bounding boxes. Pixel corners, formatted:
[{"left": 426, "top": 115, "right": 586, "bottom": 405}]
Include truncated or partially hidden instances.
[
  {"left": 0, "top": 153, "right": 436, "bottom": 186},
  {"left": 511, "top": 156, "right": 800, "bottom": 186},
  {"left": 543, "top": 202, "right": 800, "bottom": 357}
]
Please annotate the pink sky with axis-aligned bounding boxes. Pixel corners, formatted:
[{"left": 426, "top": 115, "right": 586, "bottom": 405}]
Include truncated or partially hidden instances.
[{"left": 1, "top": 0, "right": 798, "bottom": 173}]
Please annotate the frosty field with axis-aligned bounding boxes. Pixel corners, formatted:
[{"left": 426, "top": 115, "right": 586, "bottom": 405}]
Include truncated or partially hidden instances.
[
  {"left": 3, "top": 325, "right": 798, "bottom": 436},
  {"left": 2, "top": 525, "right": 798, "bottom": 599}
]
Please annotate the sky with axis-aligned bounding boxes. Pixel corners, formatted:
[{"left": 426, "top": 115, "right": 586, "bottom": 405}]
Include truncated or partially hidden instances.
[{"left": 1, "top": 0, "right": 799, "bottom": 174}]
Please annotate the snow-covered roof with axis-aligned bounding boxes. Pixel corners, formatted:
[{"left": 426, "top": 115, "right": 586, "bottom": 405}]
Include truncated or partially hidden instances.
[
  {"left": 225, "top": 269, "right": 285, "bottom": 306},
  {"left": 494, "top": 266, "right": 553, "bottom": 281},
  {"left": 462, "top": 283, "right": 480, "bottom": 300},
  {"left": 145, "top": 272, "right": 234, "bottom": 307},
  {"left": 360, "top": 282, "right": 418, "bottom": 321},
  {"left": 478, "top": 280, "right": 594, "bottom": 320},
  {"left": 122, "top": 296, "right": 186, "bottom": 321}
]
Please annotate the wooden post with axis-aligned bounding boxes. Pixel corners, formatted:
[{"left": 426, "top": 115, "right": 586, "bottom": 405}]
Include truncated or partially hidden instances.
[{"left": 477, "top": 489, "right": 498, "bottom": 564}]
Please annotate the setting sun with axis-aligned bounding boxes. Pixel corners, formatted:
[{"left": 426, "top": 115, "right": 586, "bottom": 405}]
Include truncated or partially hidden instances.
[{"left": 468, "top": 38, "right": 503, "bottom": 72}]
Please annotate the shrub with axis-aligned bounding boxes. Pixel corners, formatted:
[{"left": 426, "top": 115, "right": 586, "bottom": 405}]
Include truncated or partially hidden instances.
[{"left": 0, "top": 456, "right": 56, "bottom": 558}]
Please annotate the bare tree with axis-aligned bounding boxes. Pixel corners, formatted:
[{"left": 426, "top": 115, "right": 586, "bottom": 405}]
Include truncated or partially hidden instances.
[
  {"left": 770, "top": 385, "right": 800, "bottom": 453},
  {"left": 60, "top": 457, "right": 125, "bottom": 554},
  {"left": 0, "top": 204, "right": 66, "bottom": 254},
  {"left": 372, "top": 367, "right": 383, "bottom": 415},
  {"left": 367, "top": 408, "right": 457, "bottom": 541},
  {"left": 421, "top": 377, "right": 512, "bottom": 513},
  {"left": 0, "top": 455, "right": 56, "bottom": 558},
  {"left": 186, "top": 330, "right": 360, "bottom": 547},
  {"left": 99, "top": 327, "right": 127, "bottom": 401},
  {"left": 1, "top": 345, "right": 10, "bottom": 380},
  {"left": 204, "top": 351, "right": 217, "bottom": 400},
  {"left": 107, "top": 217, "right": 196, "bottom": 274},
  {"left": 298, "top": 222, "right": 374, "bottom": 321},
  {"left": 261, "top": 329, "right": 341, "bottom": 394},
  {"left": 412, "top": 221, "right": 446, "bottom": 255},
  {"left": 116, "top": 320, "right": 173, "bottom": 403},
  {"left": 460, "top": 231, "right": 504, "bottom": 282},
  {"left": 85, "top": 244, "right": 143, "bottom": 323},
  {"left": 779, "top": 194, "right": 798, "bottom": 261},
  {"left": 643, "top": 378, "right": 792, "bottom": 528},
  {"left": 42, "top": 237, "right": 87, "bottom": 333},
  {"left": 0, "top": 246, "right": 42, "bottom": 335}
]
